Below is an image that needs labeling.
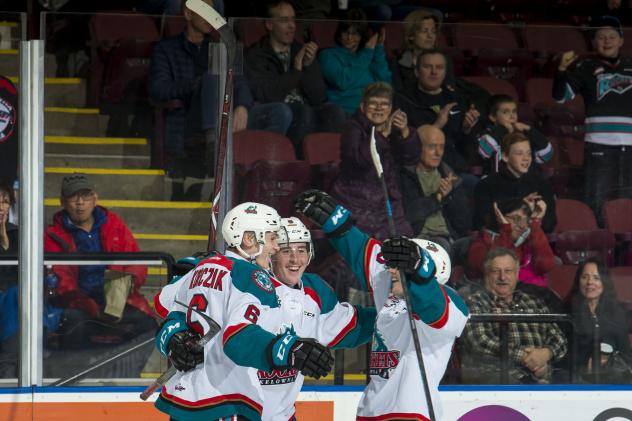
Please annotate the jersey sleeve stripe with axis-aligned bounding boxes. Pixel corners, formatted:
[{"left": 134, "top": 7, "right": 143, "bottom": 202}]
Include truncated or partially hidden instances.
[
  {"left": 364, "top": 238, "right": 381, "bottom": 294},
  {"left": 222, "top": 323, "right": 250, "bottom": 346},
  {"left": 153, "top": 291, "right": 169, "bottom": 318},
  {"left": 327, "top": 306, "right": 358, "bottom": 347},
  {"left": 304, "top": 287, "right": 322, "bottom": 309},
  {"left": 427, "top": 286, "right": 450, "bottom": 329},
  {"left": 356, "top": 412, "right": 430, "bottom": 420},
  {"left": 159, "top": 390, "right": 263, "bottom": 414}
]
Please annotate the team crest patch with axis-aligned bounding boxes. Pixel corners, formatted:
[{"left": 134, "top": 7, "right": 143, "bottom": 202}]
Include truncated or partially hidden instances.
[
  {"left": 0, "top": 95, "right": 15, "bottom": 144},
  {"left": 597, "top": 73, "right": 632, "bottom": 100},
  {"left": 253, "top": 270, "right": 274, "bottom": 292},
  {"left": 244, "top": 205, "right": 258, "bottom": 214}
]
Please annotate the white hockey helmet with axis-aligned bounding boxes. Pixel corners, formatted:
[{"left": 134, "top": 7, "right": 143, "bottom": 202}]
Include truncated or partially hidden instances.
[
  {"left": 411, "top": 239, "right": 451, "bottom": 285},
  {"left": 278, "top": 217, "right": 314, "bottom": 264},
  {"left": 221, "top": 202, "right": 281, "bottom": 257}
]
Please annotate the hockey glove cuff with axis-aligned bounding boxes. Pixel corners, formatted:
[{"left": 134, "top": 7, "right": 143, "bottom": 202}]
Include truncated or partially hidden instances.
[
  {"left": 156, "top": 311, "right": 188, "bottom": 357},
  {"left": 295, "top": 190, "right": 353, "bottom": 237}
]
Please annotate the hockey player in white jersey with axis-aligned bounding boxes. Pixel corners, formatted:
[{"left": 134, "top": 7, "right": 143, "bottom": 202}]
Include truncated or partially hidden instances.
[
  {"left": 296, "top": 190, "right": 470, "bottom": 421},
  {"left": 153, "top": 202, "right": 333, "bottom": 421},
  {"left": 258, "top": 217, "right": 377, "bottom": 420}
]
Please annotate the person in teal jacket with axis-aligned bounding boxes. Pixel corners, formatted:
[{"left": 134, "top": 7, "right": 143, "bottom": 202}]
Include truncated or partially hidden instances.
[{"left": 319, "top": 9, "right": 392, "bottom": 115}]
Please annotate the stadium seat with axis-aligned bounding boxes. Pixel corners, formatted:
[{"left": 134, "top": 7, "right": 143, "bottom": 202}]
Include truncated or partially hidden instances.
[
  {"left": 89, "top": 13, "right": 160, "bottom": 107},
  {"left": 302, "top": 132, "right": 341, "bottom": 193},
  {"left": 302, "top": 132, "right": 341, "bottom": 165},
  {"left": 242, "top": 160, "right": 312, "bottom": 217},
  {"left": 461, "top": 76, "right": 519, "bottom": 99},
  {"left": 308, "top": 20, "right": 338, "bottom": 49},
  {"left": 524, "top": 78, "right": 585, "bottom": 135},
  {"left": 454, "top": 22, "right": 520, "bottom": 51},
  {"left": 611, "top": 266, "right": 632, "bottom": 307},
  {"left": 233, "top": 130, "right": 296, "bottom": 167},
  {"left": 554, "top": 229, "right": 615, "bottom": 265},
  {"left": 603, "top": 199, "right": 632, "bottom": 264},
  {"left": 524, "top": 25, "right": 589, "bottom": 56},
  {"left": 554, "top": 199, "right": 598, "bottom": 232},
  {"left": 547, "top": 264, "right": 577, "bottom": 300}
]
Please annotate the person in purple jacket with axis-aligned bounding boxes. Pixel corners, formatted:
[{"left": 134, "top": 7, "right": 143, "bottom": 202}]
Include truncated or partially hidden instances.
[{"left": 332, "top": 81, "right": 420, "bottom": 239}]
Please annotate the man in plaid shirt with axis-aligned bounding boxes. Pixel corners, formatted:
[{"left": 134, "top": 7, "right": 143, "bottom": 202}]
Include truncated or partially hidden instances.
[{"left": 461, "top": 247, "right": 567, "bottom": 383}]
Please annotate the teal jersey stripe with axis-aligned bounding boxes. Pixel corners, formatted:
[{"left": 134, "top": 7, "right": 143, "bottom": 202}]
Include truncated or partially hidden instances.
[
  {"left": 224, "top": 323, "right": 276, "bottom": 372},
  {"left": 155, "top": 394, "right": 262, "bottom": 421},
  {"left": 585, "top": 122, "right": 632, "bottom": 133}
]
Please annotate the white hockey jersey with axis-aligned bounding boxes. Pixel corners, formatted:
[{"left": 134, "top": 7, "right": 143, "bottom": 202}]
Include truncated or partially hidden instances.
[
  {"left": 329, "top": 227, "right": 470, "bottom": 421},
  {"left": 154, "top": 251, "right": 287, "bottom": 421},
  {"left": 257, "top": 273, "right": 375, "bottom": 420}
]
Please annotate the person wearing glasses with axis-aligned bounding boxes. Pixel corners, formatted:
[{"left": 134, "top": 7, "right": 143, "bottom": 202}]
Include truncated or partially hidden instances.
[
  {"left": 331, "top": 81, "right": 419, "bottom": 239},
  {"left": 43, "top": 173, "right": 156, "bottom": 375},
  {"left": 319, "top": 8, "right": 392, "bottom": 115},
  {"left": 461, "top": 247, "right": 567, "bottom": 384}
]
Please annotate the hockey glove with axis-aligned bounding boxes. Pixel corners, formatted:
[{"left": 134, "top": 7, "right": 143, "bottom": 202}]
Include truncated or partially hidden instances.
[
  {"left": 381, "top": 236, "right": 436, "bottom": 284},
  {"left": 268, "top": 333, "right": 334, "bottom": 379},
  {"left": 295, "top": 189, "right": 352, "bottom": 237},
  {"left": 168, "top": 330, "right": 204, "bottom": 372}
]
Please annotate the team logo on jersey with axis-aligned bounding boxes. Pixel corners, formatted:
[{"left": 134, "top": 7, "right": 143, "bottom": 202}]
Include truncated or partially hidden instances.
[
  {"left": 257, "top": 368, "right": 299, "bottom": 385},
  {"left": 596, "top": 73, "right": 632, "bottom": 100},
  {"left": 244, "top": 205, "right": 258, "bottom": 214},
  {"left": 0, "top": 95, "right": 15, "bottom": 144},
  {"left": 369, "top": 329, "right": 400, "bottom": 379},
  {"left": 253, "top": 270, "right": 274, "bottom": 292}
]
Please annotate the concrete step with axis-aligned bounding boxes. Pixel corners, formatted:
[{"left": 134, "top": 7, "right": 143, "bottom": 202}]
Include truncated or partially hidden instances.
[
  {"left": 45, "top": 153, "right": 150, "bottom": 169},
  {"left": 44, "top": 135, "right": 150, "bottom": 156},
  {"left": 0, "top": 51, "right": 57, "bottom": 77},
  {"left": 45, "top": 107, "right": 110, "bottom": 137},
  {"left": 44, "top": 78, "right": 87, "bottom": 107},
  {"left": 44, "top": 199, "right": 211, "bottom": 234},
  {"left": 44, "top": 168, "right": 166, "bottom": 201}
]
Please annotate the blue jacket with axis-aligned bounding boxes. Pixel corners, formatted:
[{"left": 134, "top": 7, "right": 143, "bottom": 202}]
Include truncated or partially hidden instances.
[{"left": 319, "top": 44, "right": 392, "bottom": 114}]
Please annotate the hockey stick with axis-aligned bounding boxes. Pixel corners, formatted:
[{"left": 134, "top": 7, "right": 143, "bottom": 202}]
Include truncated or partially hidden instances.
[
  {"left": 185, "top": 0, "right": 237, "bottom": 250},
  {"left": 139, "top": 299, "right": 222, "bottom": 400},
  {"left": 369, "top": 127, "right": 436, "bottom": 421}
]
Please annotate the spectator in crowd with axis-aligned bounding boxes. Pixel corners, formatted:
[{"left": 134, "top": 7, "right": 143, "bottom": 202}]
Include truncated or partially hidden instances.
[
  {"left": 473, "top": 132, "right": 557, "bottom": 233},
  {"left": 478, "top": 94, "right": 553, "bottom": 175},
  {"left": 461, "top": 247, "right": 567, "bottom": 384},
  {"left": 0, "top": 179, "right": 18, "bottom": 377},
  {"left": 467, "top": 198, "right": 556, "bottom": 289},
  {"left": 568, "top": 257, "right": 632, "bottom": 382},
  {"left": 44, "top": 173, "right": 156, "bottom": 365},
  {"left": 319, "top": 9, "right": 392, "bottom": 115},
  {"left": 244, "top": 0, "right": 346, "bottom": 157},
  {"left": 150, "top": 0, "right": 292, "bottom": 177},
  {"left": 332, "top": 82, "right": 419, "bottom": 239},
  {"left": 391, "top": 8, "right": 455, "bottom": 93},
  {"left": 395, "top": 49, "right": 480, "bottom": 174},
  {"left": 553, "top": 16, "right": 632, "bottom": 222},
  {"left": 398, "top": 125, "right": 471, "bottom": 255}
]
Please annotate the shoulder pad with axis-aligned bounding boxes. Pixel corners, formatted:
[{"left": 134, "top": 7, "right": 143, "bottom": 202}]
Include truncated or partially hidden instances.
[{"left": 231, "top": 260, "right": 279, "bottom": 308}]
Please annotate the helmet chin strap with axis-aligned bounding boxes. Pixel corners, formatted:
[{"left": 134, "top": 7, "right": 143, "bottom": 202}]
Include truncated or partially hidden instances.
[{"left": 236, "top": 242, "right": 264, "bottom": 265}]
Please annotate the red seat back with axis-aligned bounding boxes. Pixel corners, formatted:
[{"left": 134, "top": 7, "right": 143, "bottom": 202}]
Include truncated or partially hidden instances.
[
  {"left": 243, "top": 160, "right": 312, "bottom": 217},
  {"left": 454, "top": 22, "right": 519, "bottom": 51},
  {"left": 603, "top": 199, "right": 632, "bottom": 235},
  {"left": 611, "top": 266, "right": 632, "bottom": 305},
  {"left": 302, "top": 132, "right": 341, "bottom": 165},
  {"left": 524, "top": 25, "right": 589, "bottom": 55},
  {"left": 461, "top": 76, "right": 519, "bottom": 100},
  {"left": 233, "top": 130, "right": 296, "bottom": 167},
  {"left": 554, "top": 199, "right": 598, "bottom": 232},
  {"left": 547, "top": 264, "right": 577, "bottom": 300}
]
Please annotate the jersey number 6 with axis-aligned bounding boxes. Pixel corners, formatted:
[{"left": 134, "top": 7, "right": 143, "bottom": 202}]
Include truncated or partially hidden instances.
[{"left": 244, "top": 304, "right": 260, "bottom": 324}]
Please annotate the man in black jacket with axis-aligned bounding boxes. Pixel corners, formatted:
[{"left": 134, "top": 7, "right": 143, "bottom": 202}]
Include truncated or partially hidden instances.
[
  {"left": 398, "top": 125, "right": 471, "bottom": 255},
  {"left": 244, "top": 0, "right": 345, "bottom": 156}
]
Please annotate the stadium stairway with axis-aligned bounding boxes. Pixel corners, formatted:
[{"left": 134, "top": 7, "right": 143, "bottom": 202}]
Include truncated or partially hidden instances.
[{"left": 0, "top": 50, "right": 216, "bottom": 378}]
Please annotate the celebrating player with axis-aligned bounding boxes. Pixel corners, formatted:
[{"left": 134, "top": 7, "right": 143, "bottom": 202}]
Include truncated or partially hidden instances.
[
  {"left": 258, "top": 217, "right": 376, "bottom": 420},
  {"left": 153, "top": 202, "right": 333, "bottom": 421},
  {"left": 296, "top": 190, "right": 469, "bottom": 421}
]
